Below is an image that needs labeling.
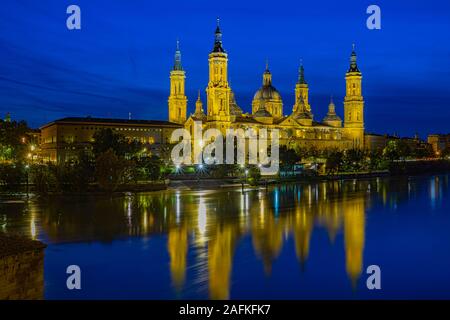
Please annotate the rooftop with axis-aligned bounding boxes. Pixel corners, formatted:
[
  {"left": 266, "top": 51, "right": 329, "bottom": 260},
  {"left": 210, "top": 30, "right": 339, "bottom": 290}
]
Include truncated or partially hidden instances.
[{"left": 40, "top": 117, "right": 183, "bottom": 129}]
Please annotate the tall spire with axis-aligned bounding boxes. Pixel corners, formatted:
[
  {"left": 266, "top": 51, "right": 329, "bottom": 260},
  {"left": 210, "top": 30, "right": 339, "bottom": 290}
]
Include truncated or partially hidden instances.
[
  {"left": 298, "top": 59, "right": 306, "bottom": 84},
  {"left": 348, "top": 43, "right": 360, "bottom": 73},
  {"left": 263, "top": 60, "right": 272, "bottom": 86},
  {"left": 173, "top": 39, "right": 183, "bottom": 71},
  {"left": 328, "top": 95, "right": 336, "bottom": 114},
  {"left": 212, "top": 18, "right": 225, "bottom": 53},
  {"left": 194, "top": 89, "right": 206, "bottom": 118}
]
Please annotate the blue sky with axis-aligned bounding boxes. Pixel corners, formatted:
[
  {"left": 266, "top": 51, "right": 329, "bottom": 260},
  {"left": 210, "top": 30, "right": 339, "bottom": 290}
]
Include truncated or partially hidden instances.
[{"left": 1, "top": 0, "right": 449, "bottom": 137}]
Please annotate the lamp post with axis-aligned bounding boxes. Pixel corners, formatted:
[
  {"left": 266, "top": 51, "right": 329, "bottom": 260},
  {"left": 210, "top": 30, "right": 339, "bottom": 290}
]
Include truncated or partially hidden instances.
[{"left": 25, "top": 164, "right": 29, "bottom": 198}]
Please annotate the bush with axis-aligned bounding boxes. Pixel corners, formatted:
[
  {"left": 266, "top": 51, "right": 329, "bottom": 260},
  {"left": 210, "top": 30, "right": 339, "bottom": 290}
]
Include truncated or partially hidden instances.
[
  {"left": 0, "top": 163, "right": 25, "bottom": 190},
  {"left": 31, "top": 164, "right": 57, "bottom": 194},
  {"left": 247, "top": 165, "right": 261, "bottom": 186},
  {"left": 95, "top": 149, "right": 126, "bottom": 192}
]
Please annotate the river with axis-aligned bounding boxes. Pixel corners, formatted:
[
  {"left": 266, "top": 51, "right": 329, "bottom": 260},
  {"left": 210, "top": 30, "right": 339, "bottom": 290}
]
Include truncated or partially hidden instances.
[{"left": 1, "top": 174, "right": 449, "bottom": 299}]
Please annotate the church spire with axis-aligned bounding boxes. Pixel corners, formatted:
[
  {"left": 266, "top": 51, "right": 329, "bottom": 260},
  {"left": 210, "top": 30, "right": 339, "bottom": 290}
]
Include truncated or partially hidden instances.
[
  {"left": 195, "top": 90, "right": 204, "bottom": 113},
  {"left": 173, "top": 39, "right": 183, "bottom": 71},
  {"left": 212, "top": 18, "right": 225, "bottom": 53},
  {"left": 348, "top": 43, "right": 360, "bottom": 73},
  {"left": 194, "top": 89, "right": 206, "bottom": 119},
  {"left": 298, "top": 59, "right": 306, "bottom": 84},
  {"left": 263, "top": 60, "right": 272, "bottom": 86}
]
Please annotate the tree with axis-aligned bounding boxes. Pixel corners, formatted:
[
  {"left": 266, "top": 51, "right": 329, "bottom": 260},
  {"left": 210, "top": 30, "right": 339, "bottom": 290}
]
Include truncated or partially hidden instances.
[
  {"left": 0, "top": 119, "right": 30, "bottom": 161},
  {"left": 383, "top": 140, "right": 400, "bottom": 163},
  {"left": 279, "top": 145, "right": 300, "bottom": 175},
  {"left": 95, "top": 149, "right": 126, "bottom": 192},
  {"left": 55, "top": 152, "right": 94, "bottom": 192},
  {"left": 31, "top": 164, "right": 57, "bottom": 194},
  {"left": 0, "top": 164, "right": 25, "bottom": 190},
  {"left": 343, "top": 148, "right": 365, "bottom": 172},
  {"left": 92, "top": 128, "right": 142, "bottom": 159},
  {"left": 247, "top": 165, "right": 261, "bottom": 186},
  {"left": 140, "top": 156, "right": 164, "bottom": 181},
  {"left": 326, "top": 150, "right": 343, "bottom": 174},
  {"left": 441, "top": 147, "right": 450, "bottom": 159}
]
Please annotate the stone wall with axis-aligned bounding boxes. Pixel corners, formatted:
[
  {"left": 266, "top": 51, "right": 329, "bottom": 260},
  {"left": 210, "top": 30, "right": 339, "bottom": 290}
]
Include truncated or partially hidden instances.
[{"left": 0, "top": 235, "right": 46, "bottom": 300}]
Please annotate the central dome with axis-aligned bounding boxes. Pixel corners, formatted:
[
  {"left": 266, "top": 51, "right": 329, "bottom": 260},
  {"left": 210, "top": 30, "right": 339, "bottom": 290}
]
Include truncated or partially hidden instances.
[{"left": 253, "top": 85, "right": 282, "bottom": 101}]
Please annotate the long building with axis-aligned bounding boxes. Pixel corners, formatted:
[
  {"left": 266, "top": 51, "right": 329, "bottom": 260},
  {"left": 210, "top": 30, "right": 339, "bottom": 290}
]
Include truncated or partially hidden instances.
[{"left": 39, "top": 117, "right": 181, "bottom": 163}]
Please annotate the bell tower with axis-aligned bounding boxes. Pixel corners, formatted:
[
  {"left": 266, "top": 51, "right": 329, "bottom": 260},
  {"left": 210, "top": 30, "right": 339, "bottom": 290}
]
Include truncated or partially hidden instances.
[
  {"left": 168, "top": 40, "right": 187, "bottom": 124},
  {"left": 206, "top": 19, "right": 231, "bottom": 121},
  {"left": 344, "top": 44, "right": 365, "bottom": 148},
  {"left": 293, "top": 61, "right": 312, "bottom": 117}
]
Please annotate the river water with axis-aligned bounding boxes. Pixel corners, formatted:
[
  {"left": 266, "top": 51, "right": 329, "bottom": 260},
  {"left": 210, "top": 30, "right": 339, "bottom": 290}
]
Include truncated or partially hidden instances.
[{"left": 1, "top": 174, "right": 449, "bottom": 299}]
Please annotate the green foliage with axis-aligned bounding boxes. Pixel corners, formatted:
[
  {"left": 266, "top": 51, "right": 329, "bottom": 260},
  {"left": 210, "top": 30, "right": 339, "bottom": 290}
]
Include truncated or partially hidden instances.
[
  {"left": 31, "top": 164, "right": 57, "bottom": 194},
  {"left": 442, "top": 147, "right": 450, "bottom": 159},
  {"left": 0, "top": 119, "right": 30, "bottom": 161},
  {"left": 55, "top": 155, "right": 94, "bottom": 192},
  {"left": 279, "top": 145, "right": 300, "bottom": 175},
  {"left": 0, "top": 163, "right": 25, "bottom": 190},
  {"left": 92, "top": 128, "right": 142, "bottom": 159},
  {"left": 325, "top": 150, "right": 343, "bottom": 174},
  {"left": 247, "top": 165, "right": 261, "bottom": 186},
  {"left": 342, "top": 148, "right": 366, "bottom": 171},
  {"left": 95, "top": 149, "right": 126, "bottom": 192},
  {"left": 141, "top": 156, "right": 164, "bottom": 181}
]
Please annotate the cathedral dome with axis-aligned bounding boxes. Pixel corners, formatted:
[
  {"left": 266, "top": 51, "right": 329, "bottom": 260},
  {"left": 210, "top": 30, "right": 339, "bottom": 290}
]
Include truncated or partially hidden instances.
[{"left": 253, "top": 85, "right": 282, "bottom": 101}]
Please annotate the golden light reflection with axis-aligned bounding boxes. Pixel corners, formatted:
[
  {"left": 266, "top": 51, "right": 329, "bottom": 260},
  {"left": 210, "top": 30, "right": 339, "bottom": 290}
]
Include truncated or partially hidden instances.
[{"left": 32, "top": 178, "right": 384, "bottom": 298}]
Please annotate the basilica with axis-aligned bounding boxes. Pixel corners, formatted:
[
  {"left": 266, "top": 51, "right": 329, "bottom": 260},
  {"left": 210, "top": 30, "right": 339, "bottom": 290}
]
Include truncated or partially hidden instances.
[{"left": 168, "top": 21, "right": 365, "bottom": 150}]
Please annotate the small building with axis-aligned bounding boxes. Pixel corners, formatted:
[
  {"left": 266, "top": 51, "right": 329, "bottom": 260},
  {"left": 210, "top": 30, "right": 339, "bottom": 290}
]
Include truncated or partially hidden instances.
[
  {"left": 39, "top": 117, "right": 182, "bottom": 163},
  {"left": 365, "top": 133, "right": 432, "bottom": 155},
  {"left": 428, "top": 134, "right": 450, "bottom": 156}
]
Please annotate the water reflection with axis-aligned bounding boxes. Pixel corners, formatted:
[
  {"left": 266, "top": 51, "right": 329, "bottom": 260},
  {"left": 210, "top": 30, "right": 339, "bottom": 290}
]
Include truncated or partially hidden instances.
[{"left": 0, "top": 175, "right": 449, "bottom": 299}]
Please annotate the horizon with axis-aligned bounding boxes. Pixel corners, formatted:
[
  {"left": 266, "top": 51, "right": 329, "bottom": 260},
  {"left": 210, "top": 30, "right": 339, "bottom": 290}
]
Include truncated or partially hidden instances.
[{"left": 1, "top": 0, "right": 450, "bottom": 138}]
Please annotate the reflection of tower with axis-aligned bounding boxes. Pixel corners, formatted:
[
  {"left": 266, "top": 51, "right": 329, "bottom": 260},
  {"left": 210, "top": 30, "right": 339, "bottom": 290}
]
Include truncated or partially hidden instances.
[
  {"left": 208, "top": 225, "right": 235, "bottom": 299},
  {"left": 343, "top": 197, "right": 365, "bottom": 288},
  {"left": 251, "top": 212, "right": 284, "bottom": 275},
  {"left": 168, "top": 40, "right": 187, "bottom": 124},
  {"left": 167, "top": 224, "right": 188, "bottom": 292},
  {"left": 293, "top": 210, "right": 314, "bottom": 269}
]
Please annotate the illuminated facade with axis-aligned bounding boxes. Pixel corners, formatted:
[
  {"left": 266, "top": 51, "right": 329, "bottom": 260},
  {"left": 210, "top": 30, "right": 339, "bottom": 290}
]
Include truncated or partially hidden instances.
[
  {"left": 169, "top": 21, "right": 366, "bottom": 150},
  {"left": 39, "top": 117, "right": 181, "bottom": 163}
]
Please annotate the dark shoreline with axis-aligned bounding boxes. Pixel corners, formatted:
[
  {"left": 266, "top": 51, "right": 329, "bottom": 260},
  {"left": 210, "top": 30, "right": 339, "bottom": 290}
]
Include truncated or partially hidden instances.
[{"left": 1, "top": 160, "right": 449, "bottom": 195}]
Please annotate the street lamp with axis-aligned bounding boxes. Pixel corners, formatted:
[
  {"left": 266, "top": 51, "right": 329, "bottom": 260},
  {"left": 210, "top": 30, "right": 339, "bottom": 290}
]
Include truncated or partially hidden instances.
[{"left": 25, "top": 164, "right": 30, "bottom": 197}]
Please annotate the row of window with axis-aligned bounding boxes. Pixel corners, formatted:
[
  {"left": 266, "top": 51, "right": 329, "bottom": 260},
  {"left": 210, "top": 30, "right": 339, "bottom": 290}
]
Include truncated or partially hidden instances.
[{"left": 73, "top": 126, "right": 163, "bottom": 132}]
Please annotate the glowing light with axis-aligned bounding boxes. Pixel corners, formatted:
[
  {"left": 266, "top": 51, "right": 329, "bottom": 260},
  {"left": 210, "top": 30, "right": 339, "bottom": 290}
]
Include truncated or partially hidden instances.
[
  {"left": 198, "top": 197, "right": 207, "bottom": 237},
  {"left": 176, "top": 192, "right": 181, "bottom": 223}
]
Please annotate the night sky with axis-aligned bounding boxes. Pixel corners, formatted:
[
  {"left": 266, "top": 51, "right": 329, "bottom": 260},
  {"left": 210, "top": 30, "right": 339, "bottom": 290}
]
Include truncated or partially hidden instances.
[{"left": 1, "top": 0, "right": 449, "bottom": 137}]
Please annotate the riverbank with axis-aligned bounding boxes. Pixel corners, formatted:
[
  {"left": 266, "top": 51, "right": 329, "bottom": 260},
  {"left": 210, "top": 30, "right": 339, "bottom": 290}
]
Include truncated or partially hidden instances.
[{"left": 0, "top": 234, "right": 46, "bottom": 300}]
